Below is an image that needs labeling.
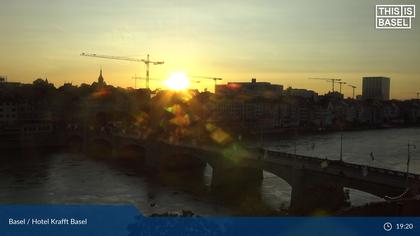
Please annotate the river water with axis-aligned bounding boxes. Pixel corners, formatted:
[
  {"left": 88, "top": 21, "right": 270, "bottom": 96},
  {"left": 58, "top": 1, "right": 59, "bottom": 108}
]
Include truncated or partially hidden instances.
[{"left": 0, "top": 128, "right": 419, "bottom": 216}]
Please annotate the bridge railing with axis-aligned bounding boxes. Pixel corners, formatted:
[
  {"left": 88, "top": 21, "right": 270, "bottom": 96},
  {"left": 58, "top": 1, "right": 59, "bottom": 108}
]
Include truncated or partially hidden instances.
[
  {"left": 262, "top": 149, "right": 420, "bottom": 181},
  {"left": 105, "top": 133, "right": 420, "bottom": 182},
  {"left": 156, "top": 139, "right": 420, "bottom": 182}
]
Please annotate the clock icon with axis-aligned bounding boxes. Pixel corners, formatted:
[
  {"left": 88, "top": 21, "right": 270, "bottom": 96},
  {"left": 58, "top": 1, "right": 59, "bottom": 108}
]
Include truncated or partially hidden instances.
[{"left": 384, "top": 222, "right": 393, "bottom": 232}]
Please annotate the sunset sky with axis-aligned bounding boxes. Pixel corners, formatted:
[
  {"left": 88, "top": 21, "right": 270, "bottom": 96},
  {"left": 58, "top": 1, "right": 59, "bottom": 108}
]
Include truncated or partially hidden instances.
[{"left": 0, "top": 0, "right": 419, "bottom": 99}]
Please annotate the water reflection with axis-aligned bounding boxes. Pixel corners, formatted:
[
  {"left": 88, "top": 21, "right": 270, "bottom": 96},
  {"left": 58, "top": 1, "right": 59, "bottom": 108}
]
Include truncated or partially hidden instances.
[{"left": 0, "top": 151, "right": 280, "bottom": 216}]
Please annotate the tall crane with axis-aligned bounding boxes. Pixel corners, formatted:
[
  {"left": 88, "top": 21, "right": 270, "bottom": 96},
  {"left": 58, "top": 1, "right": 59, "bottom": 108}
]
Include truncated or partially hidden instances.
[
  {"left": 81, "top": 52, "right": 164, "bottom": 89},
  {"left": 190, "top": 75, "right": 222, "bottom": 92},
  {"left": 348, "top": 84, "right": 357, "bottom": 99},
  {"left": 308, "top": 78, "right": 341, "bottom": 92},
  {"left": 337, "top": 81, "right": 346, "bottom": 93}
]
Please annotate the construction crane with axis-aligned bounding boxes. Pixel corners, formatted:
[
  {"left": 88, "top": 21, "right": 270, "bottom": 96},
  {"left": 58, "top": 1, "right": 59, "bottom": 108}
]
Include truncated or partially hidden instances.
[
  {"left": 337, "top": 81, "right": 346, "bottom": 93},
  {"left": 348, "top": 84, "right": 357, "bottom": 99},
  {"left": 81, "top": 52, "right": 164, "bottom": 89},
  {"left": 308, "top": 78, "right": 341, "bottom": 92},
  {"left": 190, "top": 75, "right": 222, "bottom": 91}
]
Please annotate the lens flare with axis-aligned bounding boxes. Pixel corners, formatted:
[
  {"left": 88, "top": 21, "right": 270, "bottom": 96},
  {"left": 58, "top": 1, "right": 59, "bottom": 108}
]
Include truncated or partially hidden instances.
[{"left": 164, "top": 72, "right": 190, "bottom": 91}]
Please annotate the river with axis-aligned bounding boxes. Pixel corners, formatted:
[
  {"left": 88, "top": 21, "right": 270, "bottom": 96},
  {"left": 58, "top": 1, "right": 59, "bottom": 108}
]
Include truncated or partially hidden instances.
[{"left": 0, "top": 128, "right": 419, "bottom": 216}]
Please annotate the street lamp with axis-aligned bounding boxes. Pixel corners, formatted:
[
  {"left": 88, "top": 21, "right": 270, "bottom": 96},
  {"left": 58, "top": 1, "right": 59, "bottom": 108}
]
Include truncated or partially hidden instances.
[
  {"left": 340, "top": 131, "right": 343, "bottom": 161},
  {"left": 406, "top": 142, "right": 417, "bottom": 187}
]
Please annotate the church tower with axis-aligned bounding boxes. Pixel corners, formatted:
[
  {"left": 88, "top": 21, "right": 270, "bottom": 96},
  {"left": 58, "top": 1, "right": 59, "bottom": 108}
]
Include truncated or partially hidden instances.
[{"left": 98, "top": 67, "right": 106, "bottom": 86}]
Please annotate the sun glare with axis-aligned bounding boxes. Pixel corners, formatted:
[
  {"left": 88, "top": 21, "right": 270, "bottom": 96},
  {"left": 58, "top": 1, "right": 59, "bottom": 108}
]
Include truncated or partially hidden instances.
[{"left": 164, "top": 72, "right": 190, "bottom": 91}]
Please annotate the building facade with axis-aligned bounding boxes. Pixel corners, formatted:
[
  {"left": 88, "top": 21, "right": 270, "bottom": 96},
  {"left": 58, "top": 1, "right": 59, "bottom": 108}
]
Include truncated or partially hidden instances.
[
  {"left": 0, "top": 101, "right": 18, "bottom": 124},
  {"left": 362, "top": 77, "right": 390, "bottom": 101}
]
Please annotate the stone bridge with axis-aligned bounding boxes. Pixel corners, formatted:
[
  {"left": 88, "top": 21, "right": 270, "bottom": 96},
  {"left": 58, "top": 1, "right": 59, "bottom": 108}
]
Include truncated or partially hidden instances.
[{"left": 64, "top": 131, "right": 420, "bottom": 215}]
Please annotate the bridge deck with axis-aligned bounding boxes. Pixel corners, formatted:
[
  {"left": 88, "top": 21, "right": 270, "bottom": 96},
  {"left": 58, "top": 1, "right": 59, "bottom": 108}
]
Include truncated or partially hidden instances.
[
  {"left": 165, "top": 142, "right": 420, "bottom": 180},
  {"left": 164, "top": 141, "right": 420, "bottom": 187},
  {"left": 85, "top": 132, "right": 420, "bottom": 191}
]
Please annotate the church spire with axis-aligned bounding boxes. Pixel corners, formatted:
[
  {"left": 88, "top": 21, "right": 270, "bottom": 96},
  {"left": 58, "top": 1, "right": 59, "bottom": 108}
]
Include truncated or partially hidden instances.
[{"left": 98, "top": 66, "right": 105, "bottom": 86}]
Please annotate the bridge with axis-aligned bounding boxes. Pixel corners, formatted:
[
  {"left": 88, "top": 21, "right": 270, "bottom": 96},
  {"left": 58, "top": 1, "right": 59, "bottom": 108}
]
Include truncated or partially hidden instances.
[{"left": 65, "top": 130, "right": 420, "bottom": 215}]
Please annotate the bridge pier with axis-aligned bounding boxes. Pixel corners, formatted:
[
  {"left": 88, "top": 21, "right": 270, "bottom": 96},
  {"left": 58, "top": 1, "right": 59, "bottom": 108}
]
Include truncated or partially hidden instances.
[
  {"left": 211, "top": 165, "right": 263, "bottom": 190},
  {"left": 141, "top": 142, "right": 207, "bottom": 174},
  {"left": 290, "top": 169, "right": 348, "bottom": 215}
]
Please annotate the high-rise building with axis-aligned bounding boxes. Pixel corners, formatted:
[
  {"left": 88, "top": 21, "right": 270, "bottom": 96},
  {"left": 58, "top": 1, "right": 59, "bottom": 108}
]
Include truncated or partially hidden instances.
[{"left": 362, "top": 77, "right": 390, "bottom": 100}]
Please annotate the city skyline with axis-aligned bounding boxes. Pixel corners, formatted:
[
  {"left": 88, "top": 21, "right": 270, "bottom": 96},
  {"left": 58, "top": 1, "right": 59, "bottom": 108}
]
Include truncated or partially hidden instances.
[{"left": 0, "top": 0, "right": 419, "bottom": 99}]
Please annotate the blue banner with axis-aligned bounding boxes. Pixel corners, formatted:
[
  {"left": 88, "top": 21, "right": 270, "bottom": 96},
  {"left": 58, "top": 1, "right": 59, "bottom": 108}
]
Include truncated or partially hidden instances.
[{"left": 1, "top": 205, "right": 419, "bottom": 236}]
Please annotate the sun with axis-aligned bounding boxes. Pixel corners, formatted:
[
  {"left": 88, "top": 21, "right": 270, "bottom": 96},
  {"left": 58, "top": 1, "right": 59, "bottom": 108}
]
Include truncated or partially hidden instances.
[{"left": 164, "top": 72, "right": 190, "bottom": 91}]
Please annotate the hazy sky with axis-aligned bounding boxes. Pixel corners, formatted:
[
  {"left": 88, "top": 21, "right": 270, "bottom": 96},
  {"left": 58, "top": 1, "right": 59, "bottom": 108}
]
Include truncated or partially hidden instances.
[{"left": 0, "top": 0, "right": 419, "bottom": 98}]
